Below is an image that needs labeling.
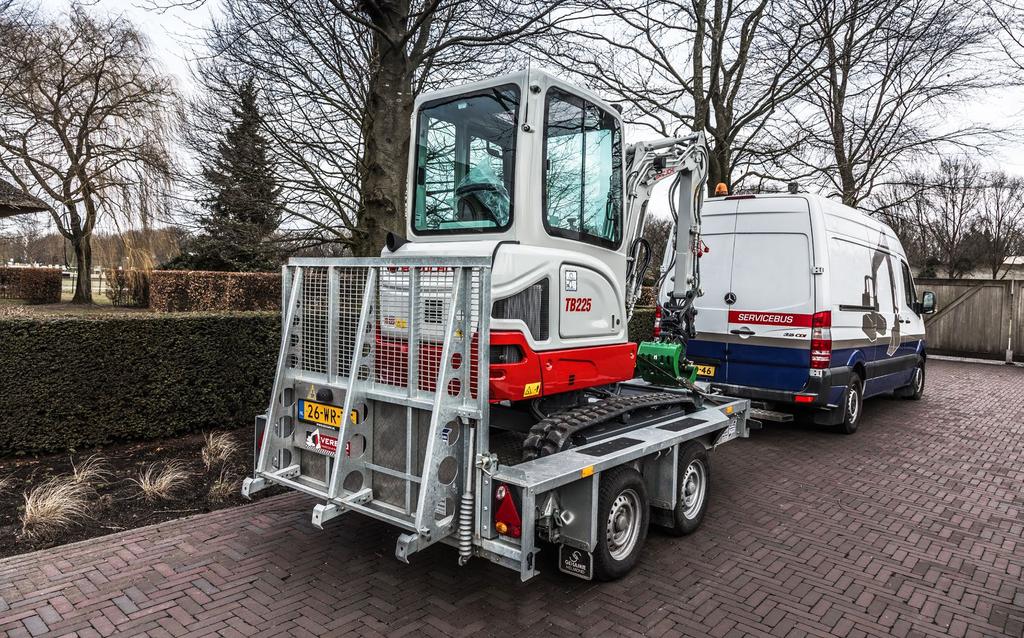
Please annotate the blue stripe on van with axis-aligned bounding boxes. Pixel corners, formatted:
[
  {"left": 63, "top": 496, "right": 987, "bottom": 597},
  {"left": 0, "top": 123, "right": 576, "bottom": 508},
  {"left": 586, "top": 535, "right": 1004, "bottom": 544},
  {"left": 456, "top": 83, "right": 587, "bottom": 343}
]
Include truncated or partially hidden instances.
[{"left": 689, "top": 338, "right": 924, "bottom": 398}]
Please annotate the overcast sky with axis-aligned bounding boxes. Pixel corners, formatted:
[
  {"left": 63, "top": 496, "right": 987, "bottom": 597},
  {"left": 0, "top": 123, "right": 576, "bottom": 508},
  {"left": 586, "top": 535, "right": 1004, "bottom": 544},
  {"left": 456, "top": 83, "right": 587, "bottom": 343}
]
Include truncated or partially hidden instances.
[{"left": 42, "top": 0, "right": 1024, "bottom": 183}]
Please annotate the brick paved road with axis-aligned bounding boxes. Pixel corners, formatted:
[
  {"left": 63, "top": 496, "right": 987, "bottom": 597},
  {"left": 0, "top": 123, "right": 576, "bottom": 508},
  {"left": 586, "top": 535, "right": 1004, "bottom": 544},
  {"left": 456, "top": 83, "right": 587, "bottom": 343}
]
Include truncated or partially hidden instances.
[{"left": 2, "top": 359, "right": 1023, "bottom": 637}]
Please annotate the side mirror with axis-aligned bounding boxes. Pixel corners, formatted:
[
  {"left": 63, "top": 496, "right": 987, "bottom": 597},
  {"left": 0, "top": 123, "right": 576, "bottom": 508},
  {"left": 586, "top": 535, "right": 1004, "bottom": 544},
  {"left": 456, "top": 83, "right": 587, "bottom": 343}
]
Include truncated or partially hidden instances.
[{"left": 919, "top": 291, "right": 936, "bottom": 314}]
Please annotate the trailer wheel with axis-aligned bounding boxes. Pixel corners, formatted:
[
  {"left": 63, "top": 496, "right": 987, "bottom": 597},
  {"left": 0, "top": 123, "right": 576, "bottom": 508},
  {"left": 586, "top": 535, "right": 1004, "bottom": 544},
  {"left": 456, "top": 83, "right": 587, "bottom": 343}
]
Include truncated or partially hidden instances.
[
  {"left": 593, "top": 467, "right": 649, "bottom": 581},
  {"left": 665, "top": 442, "right": 710, "bottom": 536},
  {"left": 834, "top": 374, "right": 863, "bottom": 435}
]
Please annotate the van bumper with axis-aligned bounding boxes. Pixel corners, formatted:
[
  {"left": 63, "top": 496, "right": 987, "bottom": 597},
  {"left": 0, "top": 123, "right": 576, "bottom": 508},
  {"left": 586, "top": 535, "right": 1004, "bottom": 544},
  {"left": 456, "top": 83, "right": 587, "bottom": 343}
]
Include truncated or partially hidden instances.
[{"left": 710, "top": 366, "right": 850, "bottom": 410}]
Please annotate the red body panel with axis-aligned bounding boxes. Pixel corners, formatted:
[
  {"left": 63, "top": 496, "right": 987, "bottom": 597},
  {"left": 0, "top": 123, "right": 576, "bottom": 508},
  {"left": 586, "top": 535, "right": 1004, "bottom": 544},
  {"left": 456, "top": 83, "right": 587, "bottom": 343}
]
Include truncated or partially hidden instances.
[
  {"left": 489, "top": 330, "right": 638, "bottom": 402},
  {"left": 375, "top": 329, "right": 637, "bottom": 403},
  {"left": 375, "top": 333, "right": 479, "bottom": 398}
]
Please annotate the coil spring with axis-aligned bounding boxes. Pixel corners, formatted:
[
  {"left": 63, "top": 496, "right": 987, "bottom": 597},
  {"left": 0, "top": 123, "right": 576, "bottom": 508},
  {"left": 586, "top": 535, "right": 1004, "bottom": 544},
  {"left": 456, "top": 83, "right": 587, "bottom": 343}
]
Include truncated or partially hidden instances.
[{"left": 456, "top": 491, "right": 474, "bottom": 566}]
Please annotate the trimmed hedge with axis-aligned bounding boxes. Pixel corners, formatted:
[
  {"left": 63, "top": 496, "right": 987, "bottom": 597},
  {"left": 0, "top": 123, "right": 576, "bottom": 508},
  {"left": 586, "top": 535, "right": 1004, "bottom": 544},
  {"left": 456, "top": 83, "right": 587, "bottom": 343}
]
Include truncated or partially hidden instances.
[
  {"left": 150, "top": 270, "right": 281, "bottom": 312},
  {"left": 628, "top": 307, "right": 656, "bottom": 344},
  {"left": 0, "top": 312, "right": 279, "bottom": 456},
  {"left": 0, "top": 267, "right": 62, "bottom": 304}
]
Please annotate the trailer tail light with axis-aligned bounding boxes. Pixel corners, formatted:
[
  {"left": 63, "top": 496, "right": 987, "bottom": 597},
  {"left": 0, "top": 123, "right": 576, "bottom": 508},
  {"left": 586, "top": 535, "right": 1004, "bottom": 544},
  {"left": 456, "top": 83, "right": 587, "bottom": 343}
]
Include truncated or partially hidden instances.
[
  {"left": 810, "top": 311, "right": 832, "bottom": 369},
  {"left": 653, "top": 305, "right": 662, "bottom": 338},
  {"left": 494, "top": 483, "right": 522, "bottom": 538}
]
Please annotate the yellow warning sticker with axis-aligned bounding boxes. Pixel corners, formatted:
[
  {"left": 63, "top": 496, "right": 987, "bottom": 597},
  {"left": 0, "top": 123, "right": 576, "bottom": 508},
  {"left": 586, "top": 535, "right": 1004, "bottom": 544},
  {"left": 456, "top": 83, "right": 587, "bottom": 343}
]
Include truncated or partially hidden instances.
[{"left": 523, "top": 382, "right": 541, "bottom": 398}]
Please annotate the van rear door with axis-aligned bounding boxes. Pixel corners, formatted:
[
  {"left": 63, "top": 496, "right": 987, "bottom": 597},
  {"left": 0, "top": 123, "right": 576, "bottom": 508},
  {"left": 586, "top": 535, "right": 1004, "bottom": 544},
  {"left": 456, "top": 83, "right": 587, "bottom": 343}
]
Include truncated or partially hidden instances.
[
  {"left": 724, "top": 198, "right": 815, "bottom": 392},
  {"left": 683, "top": 200, "right": 738, "bottom": 383}
]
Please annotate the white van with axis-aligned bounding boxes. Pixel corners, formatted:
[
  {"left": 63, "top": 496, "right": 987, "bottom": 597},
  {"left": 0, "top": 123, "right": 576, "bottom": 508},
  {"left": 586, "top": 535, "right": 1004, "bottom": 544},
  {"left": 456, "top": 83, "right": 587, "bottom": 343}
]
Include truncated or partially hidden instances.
[{"left": 659, "top": 192, "right": 936, "bottom": 433}]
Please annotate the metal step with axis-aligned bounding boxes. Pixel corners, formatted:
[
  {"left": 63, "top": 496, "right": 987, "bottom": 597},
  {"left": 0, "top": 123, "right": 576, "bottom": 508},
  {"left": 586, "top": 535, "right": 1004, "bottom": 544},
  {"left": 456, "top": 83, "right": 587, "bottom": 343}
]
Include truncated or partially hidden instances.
[{"left": 749, "top": 407, "right": 794, "bottom": 423}]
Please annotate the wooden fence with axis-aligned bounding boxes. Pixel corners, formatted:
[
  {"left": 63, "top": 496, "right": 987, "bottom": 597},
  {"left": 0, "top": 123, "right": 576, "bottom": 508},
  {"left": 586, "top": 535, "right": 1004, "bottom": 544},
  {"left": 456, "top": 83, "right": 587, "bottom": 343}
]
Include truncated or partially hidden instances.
[{"left": 917, "top": 278, "right": 1023, "bottom": 363}]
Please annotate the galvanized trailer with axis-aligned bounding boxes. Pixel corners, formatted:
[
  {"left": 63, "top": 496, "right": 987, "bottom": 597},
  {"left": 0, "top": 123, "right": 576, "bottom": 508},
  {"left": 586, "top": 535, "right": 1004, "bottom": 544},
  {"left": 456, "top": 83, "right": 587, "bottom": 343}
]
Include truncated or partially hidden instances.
[{"left": 243, "top": 257, "right": 750, "bottom": 581}]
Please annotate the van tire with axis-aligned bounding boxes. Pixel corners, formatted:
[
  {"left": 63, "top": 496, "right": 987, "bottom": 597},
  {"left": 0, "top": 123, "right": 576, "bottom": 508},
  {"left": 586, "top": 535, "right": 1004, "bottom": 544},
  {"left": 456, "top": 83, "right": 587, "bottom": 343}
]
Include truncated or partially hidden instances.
[
  {"left": 834, "top": 374, "right": 863, "bottom": 435},
  {"left": 664, "top": 442, "right": 710, "bottom": 536},
  {"left": 896, "top": 363, "right": 925, "bottom": 400},
  {"left": 593, "top": 467, "right": 649, "bottom": 581}
]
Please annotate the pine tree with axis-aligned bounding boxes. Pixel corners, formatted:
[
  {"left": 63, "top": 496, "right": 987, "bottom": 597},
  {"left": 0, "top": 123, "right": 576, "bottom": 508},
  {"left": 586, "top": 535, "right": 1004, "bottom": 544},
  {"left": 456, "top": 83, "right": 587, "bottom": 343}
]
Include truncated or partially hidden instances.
[{"left": 169, "top": 79, "right": 282, "bottom": 271}]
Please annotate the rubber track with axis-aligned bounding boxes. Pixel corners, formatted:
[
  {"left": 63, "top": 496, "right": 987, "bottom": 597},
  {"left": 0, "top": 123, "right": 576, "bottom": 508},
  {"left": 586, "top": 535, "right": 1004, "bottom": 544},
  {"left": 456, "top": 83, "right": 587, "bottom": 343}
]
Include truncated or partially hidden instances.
[{"left": 521, "top": 392, "right": 695, "bottom": 461}]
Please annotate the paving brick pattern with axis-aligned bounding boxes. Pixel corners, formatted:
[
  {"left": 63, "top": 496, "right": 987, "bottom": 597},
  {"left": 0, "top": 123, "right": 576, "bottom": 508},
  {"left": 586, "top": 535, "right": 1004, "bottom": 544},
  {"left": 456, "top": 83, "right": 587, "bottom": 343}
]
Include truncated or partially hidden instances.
[{"left": 2, "top": 359, "right": 1023, "bottom": 637}]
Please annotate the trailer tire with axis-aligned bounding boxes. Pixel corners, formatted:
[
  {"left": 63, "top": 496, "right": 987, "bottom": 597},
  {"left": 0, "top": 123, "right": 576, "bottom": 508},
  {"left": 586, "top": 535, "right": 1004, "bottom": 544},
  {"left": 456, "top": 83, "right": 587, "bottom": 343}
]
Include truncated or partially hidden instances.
[
  {"left": 664, "top": 442, "right": 710, "bottom": 536},
  {"left": 593, "top": 467, "right": 649, "bottom": 581},
  {"left": 834, "top": 374, "right": 863, "bottom": 435}
]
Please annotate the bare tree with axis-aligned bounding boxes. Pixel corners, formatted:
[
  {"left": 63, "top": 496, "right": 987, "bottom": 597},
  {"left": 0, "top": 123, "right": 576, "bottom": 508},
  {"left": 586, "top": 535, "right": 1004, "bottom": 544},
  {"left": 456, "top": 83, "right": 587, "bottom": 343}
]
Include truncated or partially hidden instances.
[
  {"left": 202, "top": 0, "right": 569, "bottom": 256},
  {"left": 530, "top": 0, "right": 826, "bottom": 193},
  {"left": 793, "top": 0, "right": 994, "bottom": 207},
  {"left": 871, "top": 173, "right": 933, "bottom": 267},
  {"left": 988, "top": 0, "right": 1024, "bottom": 79},
  {"left": 920, "top": 159, "right": 984, "bottom": 279},
  {"left": 0, "top": 5, "right": 175, "bottom": 302},
  {"left": 977, "top": 171, "right": 1024, "bottom": 278}
]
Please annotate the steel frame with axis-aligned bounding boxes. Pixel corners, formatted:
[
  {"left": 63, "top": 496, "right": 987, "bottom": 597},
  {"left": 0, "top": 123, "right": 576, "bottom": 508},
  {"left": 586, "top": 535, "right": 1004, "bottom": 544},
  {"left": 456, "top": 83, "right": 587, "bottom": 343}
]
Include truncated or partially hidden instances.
[{"left": 243, "top": 256, "right": 750, "bottom": 582}]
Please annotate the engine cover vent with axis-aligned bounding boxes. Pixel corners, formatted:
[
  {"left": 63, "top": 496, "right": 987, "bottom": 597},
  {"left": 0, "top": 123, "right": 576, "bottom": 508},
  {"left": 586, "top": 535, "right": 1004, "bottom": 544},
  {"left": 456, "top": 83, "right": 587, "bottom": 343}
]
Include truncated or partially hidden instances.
[{"left": 492, "top": 278, "right": 549, "bottom": 341}]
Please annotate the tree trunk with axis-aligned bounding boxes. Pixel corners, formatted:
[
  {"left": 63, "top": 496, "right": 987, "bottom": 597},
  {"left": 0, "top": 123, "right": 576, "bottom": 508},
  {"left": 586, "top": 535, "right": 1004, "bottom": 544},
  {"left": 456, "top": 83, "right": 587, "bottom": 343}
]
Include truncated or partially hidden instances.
[
  {"left": 354, "top": 9, "right": 413, "bottom": 257},
  {"left": 707, "top": 136, "right": 730, "bottom": 195},
  {"left": 71, "top": 234, "right": 93, "bottom": 304}
]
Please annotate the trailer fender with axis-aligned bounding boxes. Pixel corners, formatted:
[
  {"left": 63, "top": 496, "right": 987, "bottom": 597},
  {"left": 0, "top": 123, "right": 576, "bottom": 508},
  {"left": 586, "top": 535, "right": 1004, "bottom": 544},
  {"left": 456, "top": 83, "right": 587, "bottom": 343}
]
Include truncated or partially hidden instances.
[{"left": 551, "top": 475, "right": 600, "bottom": 552}]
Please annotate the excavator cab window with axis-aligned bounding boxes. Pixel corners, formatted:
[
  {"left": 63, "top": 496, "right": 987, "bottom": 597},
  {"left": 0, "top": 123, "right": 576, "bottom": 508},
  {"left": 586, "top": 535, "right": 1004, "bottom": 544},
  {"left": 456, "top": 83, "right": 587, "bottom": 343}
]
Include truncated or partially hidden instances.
[
  {"left": 542, "top": 88, "right": 623, "bottom": 249},
  {"left": 412, "top": 84, "right": 520, "bottom": 235}
]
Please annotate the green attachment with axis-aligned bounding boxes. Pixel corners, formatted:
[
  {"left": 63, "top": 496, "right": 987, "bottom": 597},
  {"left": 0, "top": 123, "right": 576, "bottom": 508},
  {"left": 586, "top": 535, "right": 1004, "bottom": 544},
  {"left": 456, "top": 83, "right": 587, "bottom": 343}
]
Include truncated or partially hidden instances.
[{"left": 636, "top": 341, "right": 698, "bottom": 386}]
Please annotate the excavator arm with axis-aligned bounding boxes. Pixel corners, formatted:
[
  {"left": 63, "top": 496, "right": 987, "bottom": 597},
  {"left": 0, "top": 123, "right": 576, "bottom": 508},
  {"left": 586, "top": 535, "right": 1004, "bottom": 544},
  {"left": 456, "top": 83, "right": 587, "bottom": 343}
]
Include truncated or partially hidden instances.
[
  {"left": 623, "top": 131, "right": 710, "bottom": 341},
  {"left": 620, "top": 132, "right": 711, "bottom": 388}
]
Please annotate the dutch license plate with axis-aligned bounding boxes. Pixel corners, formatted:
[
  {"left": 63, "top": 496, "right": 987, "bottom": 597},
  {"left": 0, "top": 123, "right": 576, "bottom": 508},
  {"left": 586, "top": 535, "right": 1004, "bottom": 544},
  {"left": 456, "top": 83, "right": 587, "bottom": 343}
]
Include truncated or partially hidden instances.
[
  {"left": 297, "top": 400, "right": 343, "bottom": 428},
  {"left": 696, "top": 364, "right": 716, "bottom": 377},
  {"left": 558, "top": 545, "right": 593, "bottom": 580}
]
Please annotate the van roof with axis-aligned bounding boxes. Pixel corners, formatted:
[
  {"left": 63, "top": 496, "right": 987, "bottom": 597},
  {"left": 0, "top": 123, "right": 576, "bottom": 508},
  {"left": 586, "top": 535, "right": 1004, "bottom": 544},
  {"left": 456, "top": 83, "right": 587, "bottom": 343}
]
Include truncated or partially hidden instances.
[{"left": 705, "top": 192, "right": 905, "bottom": 257}]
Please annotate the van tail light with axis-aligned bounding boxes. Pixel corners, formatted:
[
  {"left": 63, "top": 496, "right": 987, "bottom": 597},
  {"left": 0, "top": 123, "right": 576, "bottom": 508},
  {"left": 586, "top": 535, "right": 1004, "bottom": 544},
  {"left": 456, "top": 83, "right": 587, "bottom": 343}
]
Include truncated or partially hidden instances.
[
  {"left": 653, "top": 305, "right": 662, "bottom": 338},
  {"left": 494, "top": 483, "right": 522, "bottom": 538},
  {"left": 810, "top": 311, "right": 832, "bottom": 369}
]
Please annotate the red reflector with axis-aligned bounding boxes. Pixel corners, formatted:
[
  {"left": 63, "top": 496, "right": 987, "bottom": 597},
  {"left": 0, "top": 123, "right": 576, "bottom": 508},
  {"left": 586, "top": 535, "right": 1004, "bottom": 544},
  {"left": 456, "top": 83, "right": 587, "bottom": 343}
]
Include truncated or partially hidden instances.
[
  {"left": 794, "top": 394, "right": 815, "bottom": 403},
  {"left": 494, "top": 484, "right": 522, "bottom": 538},
  {"left": 653, "top": 306, "right": 662, "bottom": 338}
]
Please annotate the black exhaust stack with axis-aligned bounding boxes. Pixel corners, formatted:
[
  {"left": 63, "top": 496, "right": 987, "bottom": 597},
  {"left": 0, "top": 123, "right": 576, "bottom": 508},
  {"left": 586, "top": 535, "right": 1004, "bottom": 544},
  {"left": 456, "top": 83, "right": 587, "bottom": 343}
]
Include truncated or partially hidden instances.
[{"left": 385, "top": 231, "right": 409, "bottom": 253}]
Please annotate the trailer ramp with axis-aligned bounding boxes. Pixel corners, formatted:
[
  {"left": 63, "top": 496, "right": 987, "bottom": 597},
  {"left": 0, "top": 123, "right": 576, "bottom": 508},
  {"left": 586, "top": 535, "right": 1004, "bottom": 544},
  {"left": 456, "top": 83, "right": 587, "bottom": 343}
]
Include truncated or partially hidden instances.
[{"left": 243, "top": 257, "right": 492, "bottom": 561}]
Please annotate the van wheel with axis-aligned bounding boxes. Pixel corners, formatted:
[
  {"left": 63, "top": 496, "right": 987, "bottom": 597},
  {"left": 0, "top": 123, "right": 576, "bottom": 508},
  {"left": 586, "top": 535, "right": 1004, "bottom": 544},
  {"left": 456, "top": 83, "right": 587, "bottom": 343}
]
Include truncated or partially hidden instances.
[
  {"left": 835, "top": 374, "right": 863, "bottom": 435},
  {"left": 897, "top": 364, "right": 925, "bottom": 400},
  {"left": 664, "top": 442, "right": 710, "bottom": 536},
  {"left": 593, "top": 467, "right": 649, "bottom": 581}
]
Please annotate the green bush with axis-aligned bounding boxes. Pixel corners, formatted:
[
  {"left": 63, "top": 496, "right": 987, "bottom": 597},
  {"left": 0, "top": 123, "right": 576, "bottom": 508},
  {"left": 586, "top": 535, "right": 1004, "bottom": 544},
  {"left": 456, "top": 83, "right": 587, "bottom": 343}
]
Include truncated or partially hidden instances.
[
  {"left": 629, "top": 307, "right": 656, "bottom": 344},
  {"left": 0, "top": 312, "right": 279, "bottom": 456},
  {"left": 0, "top": 267, "right": 62, "bottom": 304}
]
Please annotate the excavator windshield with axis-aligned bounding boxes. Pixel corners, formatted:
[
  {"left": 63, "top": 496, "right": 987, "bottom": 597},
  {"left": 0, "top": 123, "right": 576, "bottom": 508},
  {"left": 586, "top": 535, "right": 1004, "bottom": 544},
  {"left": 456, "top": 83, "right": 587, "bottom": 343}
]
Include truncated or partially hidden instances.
[{"left": 412, "top": 84, "right": 520, "bottom": 235}]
